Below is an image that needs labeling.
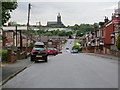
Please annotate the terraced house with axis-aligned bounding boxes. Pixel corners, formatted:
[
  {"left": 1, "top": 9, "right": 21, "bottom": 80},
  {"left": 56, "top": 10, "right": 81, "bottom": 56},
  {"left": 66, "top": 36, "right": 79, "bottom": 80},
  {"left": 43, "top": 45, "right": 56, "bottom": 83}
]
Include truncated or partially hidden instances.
[{"left": 82, "top": 1, "right": 120, "bottom": 56}]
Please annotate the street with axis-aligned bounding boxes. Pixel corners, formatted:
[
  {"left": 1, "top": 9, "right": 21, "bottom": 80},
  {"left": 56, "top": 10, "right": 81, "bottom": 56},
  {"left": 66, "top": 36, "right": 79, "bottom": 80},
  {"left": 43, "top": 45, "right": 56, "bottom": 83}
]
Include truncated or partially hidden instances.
[{"left": 2, "top": 39, "right": 118, "bottom": 88}]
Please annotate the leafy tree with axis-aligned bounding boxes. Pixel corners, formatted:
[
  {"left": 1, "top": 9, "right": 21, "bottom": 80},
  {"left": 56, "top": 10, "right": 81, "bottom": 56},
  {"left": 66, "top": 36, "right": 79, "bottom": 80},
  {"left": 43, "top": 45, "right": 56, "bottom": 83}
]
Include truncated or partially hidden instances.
[
  {"left": 76, "top": 30, "right": 84, "bottom": 36},
  {"left": 37, "top": 30, "right": 45, "bottom": 34},
  {"left": 93, "top": 23, "right": 99, "bottom": 28},
  {"left": 58, "top": 31, "right": 66, "bottom": 36},
  {"left": 44, "top": 32, "right": 52, "bottom": 36},
  {"left": 2, "top": 2, "right": 17, "bottom": 25},
  {"left": 28, "top": 30, "right": 36, "bottom": 34}
]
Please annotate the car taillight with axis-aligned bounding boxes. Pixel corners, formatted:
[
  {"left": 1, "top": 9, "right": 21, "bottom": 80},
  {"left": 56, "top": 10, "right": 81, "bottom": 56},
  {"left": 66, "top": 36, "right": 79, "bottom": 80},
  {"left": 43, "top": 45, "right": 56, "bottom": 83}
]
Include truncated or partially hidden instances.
[
  {"left": 43, "top": 51, "right": 47, "bottom": 54},
  {"left": 47, "top": 50, "right": 50, "bottom": 52},
  {"left": 31, "top": 51, "right": 36, "bottom": 54}
]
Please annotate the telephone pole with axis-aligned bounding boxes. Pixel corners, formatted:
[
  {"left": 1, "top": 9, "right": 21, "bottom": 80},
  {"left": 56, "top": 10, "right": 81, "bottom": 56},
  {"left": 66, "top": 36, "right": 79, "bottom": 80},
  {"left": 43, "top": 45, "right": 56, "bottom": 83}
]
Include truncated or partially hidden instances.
[
  {"left": 36, "top": 21, "right": 41, "bottom": 41},
  {"left": 26, "top": 3, "right": 32, "bottom": 52}
]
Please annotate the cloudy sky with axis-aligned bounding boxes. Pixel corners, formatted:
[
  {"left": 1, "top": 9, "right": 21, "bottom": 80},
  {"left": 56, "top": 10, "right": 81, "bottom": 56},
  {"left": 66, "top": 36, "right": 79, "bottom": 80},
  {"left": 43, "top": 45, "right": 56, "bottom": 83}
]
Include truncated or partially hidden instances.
[{"left": 8, "top": 0, "right": 119, "bottom": 26}]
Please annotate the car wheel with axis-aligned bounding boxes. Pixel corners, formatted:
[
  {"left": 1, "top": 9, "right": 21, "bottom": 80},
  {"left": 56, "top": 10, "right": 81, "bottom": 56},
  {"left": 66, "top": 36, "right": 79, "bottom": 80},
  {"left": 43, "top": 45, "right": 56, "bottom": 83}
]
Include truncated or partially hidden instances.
[
  {"left": 30, "top": 57, "right": 34, "bottom": 61},
  {"left": 45, "top": 56, "right": 48, "bottom": 62},
  {"left": 35, "top": 61, "right": 37, "bottom": 63}
]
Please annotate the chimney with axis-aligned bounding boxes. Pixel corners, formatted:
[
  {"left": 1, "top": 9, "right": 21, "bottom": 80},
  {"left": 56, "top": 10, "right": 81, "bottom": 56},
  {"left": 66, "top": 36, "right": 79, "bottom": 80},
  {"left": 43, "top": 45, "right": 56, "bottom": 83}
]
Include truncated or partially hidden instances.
[
  {"left": 104, "top": 16, "right": 109, "bottom": 23},
  {"left": 112, "top": 13, "right": 116, "bottom": 19}
]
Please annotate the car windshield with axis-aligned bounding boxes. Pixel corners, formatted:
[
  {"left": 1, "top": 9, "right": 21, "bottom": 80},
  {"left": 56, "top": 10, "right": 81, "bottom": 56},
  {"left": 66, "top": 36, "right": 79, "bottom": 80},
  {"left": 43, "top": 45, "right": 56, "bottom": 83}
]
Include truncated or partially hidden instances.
[
  {"left": 66, "top": 48, "right": 69, "bottom": 50},
  {"left": 48, "top": 48, "right": 55, "bottom": 50},
  {"left": 32, "top": 48, "right": 45, "bottom": 51}
]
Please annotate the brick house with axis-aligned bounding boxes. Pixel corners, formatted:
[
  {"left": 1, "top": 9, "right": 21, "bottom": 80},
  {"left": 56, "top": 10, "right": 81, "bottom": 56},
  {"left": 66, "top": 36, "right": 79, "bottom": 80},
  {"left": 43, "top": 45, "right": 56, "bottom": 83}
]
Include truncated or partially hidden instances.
[{"left": 82, "top": 16, "right": 119, "bottom": 55}]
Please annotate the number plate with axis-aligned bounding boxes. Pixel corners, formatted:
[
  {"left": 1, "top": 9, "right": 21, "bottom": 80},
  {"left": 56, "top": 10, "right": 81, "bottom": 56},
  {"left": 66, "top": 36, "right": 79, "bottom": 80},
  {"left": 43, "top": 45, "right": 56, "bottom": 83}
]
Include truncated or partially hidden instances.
[{"left": 36, "top": 55, "right": 42, "bottom": 57}]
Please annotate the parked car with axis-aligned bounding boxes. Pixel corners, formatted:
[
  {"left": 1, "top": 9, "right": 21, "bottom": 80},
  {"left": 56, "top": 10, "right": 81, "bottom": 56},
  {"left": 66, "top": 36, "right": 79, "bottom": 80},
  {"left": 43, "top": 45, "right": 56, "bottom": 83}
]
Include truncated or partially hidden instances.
[
  {"left": 71, "top": 49, "right": 78, "bottom": 53},
  {"left": 66, "top": 47, "right": 69, "bottom": 50},
  {"left": 30, "top": 42, "right": 48, "bottom": 62},
  {"left": 47, "top": 48, "right": 58, "bottom": 55}
]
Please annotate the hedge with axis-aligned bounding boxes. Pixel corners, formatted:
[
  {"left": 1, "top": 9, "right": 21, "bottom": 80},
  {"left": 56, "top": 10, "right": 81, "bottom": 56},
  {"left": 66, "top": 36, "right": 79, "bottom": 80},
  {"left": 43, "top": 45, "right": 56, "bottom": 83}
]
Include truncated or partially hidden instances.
[
  {"left": 116, "top": 34, "right": 120, "bottom": 50},
  {"left": 0, "top": 50, "right": 8, "bottom": 62},
  {"left": 72, "top": 45, "right": 82, "bottom": 51}
]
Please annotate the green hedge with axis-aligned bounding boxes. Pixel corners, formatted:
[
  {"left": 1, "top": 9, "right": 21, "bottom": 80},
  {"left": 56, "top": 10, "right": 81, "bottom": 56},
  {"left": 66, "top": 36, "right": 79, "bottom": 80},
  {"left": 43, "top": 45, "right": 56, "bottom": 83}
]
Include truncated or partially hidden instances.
[
  {"left": 0, "top": 50, "right": 8, "bottom": 62},
  {"left": 74, "top": 40, "right": 82, "bottom": 44},
  {"left": 72, "top": 45, "right": 82, "bottom": 51},
  {"left": 116, "top": 34, "right": 120, "bottom": 50},
  {"left": 30, "top": 43, "right": 35, "bottom": 48}
]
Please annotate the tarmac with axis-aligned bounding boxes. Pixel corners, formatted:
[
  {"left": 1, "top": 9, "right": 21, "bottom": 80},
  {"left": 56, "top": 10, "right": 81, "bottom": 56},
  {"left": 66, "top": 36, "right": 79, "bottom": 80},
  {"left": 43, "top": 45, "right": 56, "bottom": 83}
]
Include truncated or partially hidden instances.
[{"left": 0, "top": 53, "right": 119, "bottom": 86}]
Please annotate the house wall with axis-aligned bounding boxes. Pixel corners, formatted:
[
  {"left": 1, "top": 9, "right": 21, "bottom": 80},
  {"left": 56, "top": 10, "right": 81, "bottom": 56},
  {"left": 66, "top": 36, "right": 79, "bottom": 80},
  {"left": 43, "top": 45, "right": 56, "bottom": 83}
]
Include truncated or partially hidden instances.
[{"left": 104, "top": 24, "right": 114, "bottom": 44}]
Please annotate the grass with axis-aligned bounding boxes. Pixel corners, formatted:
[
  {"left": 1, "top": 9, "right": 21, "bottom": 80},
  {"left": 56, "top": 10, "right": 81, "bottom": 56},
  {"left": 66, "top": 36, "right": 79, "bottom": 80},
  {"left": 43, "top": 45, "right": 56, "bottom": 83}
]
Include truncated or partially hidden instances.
[{"left": 74, "top": 40, "right": 82, "bottom": 45}]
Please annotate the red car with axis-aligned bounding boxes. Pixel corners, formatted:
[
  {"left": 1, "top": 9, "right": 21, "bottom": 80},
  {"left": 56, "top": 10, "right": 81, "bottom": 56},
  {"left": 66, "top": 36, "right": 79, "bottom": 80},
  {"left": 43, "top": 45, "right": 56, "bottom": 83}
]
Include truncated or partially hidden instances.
[{"left": 47, "top": 48, "right": 58, "bottom": 55}]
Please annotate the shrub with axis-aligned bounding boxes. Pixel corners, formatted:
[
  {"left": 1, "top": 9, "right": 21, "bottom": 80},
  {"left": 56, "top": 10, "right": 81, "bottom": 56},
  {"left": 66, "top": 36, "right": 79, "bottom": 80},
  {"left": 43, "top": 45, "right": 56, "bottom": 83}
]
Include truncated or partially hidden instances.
[
  {"left": 74, "top": 40, "right": 82, "bottom": 44},
  {"left": 30, "top": 43, "right": 35, "bottom": 48},
  {"left": 116, "top": 34, "right": 120, "bottom": 50},
  {"left": 72, "top": 45, "right": 82, "bottom": 51},
  {"left": 0, "top": 50, "right": 8, "bottom": 62}
]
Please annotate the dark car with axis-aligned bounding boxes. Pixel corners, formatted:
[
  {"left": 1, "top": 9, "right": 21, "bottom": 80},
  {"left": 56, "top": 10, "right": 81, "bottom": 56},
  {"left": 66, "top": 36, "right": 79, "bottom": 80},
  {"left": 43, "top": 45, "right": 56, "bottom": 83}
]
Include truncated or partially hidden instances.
[
  {"left": 47, "top": 48, "right": 58, "bottom": 55},
  {"left": 30, "top": 42, "right": 48, "bottom": 62},
  {"left": 31, "top": 47, "right": 48, "bottom": 62},
  {"left": 66, "top": 47, "right": 69, "bottom": 50}
]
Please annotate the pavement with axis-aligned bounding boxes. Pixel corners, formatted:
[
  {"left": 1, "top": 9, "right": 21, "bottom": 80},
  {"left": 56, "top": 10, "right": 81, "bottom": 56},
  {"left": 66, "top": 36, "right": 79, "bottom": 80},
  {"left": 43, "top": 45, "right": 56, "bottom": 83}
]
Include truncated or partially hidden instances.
[
  {"left": 87, "top": 53, "right": 119, "bottom": 61},
  {"left": 0, "top": 57, "right": 33, "bottom": 86}
]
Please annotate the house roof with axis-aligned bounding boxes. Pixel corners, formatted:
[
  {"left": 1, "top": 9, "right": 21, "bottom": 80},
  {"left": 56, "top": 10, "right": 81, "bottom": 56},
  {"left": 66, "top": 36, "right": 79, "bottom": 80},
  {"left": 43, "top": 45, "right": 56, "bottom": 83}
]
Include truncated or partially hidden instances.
[{"left": 47, "top": 22, "right": 57, "bottom": 25}]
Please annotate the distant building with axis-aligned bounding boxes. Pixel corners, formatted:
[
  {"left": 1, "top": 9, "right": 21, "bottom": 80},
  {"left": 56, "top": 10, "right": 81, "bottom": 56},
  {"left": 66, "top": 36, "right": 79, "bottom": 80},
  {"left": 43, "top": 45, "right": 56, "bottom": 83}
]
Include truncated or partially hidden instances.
[
  {"left": 8, "top": 22, "right": 17, "bottom": 26},
  {"left": 47, "top": 13, "right": 64, "bottom": 26},
  {"left": 47, "top": 28, "right": 72, "bottom": 32}
]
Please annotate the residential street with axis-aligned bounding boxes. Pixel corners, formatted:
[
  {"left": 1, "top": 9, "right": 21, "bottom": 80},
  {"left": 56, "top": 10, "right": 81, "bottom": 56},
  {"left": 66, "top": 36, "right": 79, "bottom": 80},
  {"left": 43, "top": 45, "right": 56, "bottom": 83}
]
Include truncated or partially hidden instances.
[{"left": 2, "top": 39, "right": 118, "bottom": 88}]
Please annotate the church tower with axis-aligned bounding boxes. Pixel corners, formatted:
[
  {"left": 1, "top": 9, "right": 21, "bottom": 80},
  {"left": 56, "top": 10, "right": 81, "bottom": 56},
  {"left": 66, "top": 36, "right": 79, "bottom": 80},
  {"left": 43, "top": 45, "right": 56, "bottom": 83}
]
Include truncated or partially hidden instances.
[{"left": 57, "top": 13, "right": 62, "bottom": 25}]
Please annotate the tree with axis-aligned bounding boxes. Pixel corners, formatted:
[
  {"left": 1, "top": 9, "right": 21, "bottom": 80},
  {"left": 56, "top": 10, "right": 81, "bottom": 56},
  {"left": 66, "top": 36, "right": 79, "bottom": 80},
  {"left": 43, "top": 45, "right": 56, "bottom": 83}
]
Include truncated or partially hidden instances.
[
  {"left": 76, "top": 30, "right": 84, "bottom": 37},
  {"left": 44, "top": 32, "right": 52, "bottom": 36},
  {"left": 116, "top": 34, "right": 120, "bottom": 50},
  {"left": 93, "top": 23, "right": 99, "bottom": 28},
  {"left": 2, "top": 2, "right": 17, "bottom": 25}
]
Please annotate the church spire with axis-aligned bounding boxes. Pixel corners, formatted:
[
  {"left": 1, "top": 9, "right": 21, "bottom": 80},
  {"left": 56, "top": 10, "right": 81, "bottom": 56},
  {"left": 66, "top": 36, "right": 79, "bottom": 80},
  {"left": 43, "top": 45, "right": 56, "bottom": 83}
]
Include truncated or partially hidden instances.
[
  {"left": 57, "top": 12, "right": 61, "bottom": 24},
  {"left": 58, "top": 13, "right": 61, "bottom": 17}
]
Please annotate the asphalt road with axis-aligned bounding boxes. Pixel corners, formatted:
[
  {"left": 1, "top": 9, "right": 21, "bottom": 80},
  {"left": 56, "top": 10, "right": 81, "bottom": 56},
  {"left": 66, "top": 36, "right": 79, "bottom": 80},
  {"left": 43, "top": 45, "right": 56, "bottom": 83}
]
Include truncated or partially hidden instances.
[{"left": 3, "top": 39, "right": 118, "bottom": 88}]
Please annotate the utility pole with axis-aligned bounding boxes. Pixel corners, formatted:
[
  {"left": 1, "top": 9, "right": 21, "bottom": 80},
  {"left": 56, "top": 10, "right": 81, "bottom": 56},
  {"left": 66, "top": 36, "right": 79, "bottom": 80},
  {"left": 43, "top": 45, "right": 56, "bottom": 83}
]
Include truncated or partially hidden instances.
[
  {"left": 16, "top": 26, "right": 17, "bottom": 47},
  {"left": 36, "top": 21, "right": 41, "bottom": 41},
  {"left": 38, "top": 22, "right": 41, "bottom": 41},
  {"left": 20, "top": 30, "right": 22, "bottom": 51},
  {"left": 26, "top": 3, "right": 32, "bottom": 52}
]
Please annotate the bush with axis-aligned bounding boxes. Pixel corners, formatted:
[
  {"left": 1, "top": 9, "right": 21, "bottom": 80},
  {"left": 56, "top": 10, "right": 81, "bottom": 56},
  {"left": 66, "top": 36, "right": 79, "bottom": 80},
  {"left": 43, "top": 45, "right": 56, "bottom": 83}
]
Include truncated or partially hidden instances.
[
  {"left": 116, "top": 34, "right": 120, "bottom": 50},
  {"left": 0, "top": 50, "right": 8, "bottom": 62},
  {"left": 30, "top": 43, "right": 35, "bottom": 48},
  {"left": 72, "top": 45, "right": 82, "bottom": 51},
  {"left": 74, "top": 40, "right": 82, "bottom": 44}
]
